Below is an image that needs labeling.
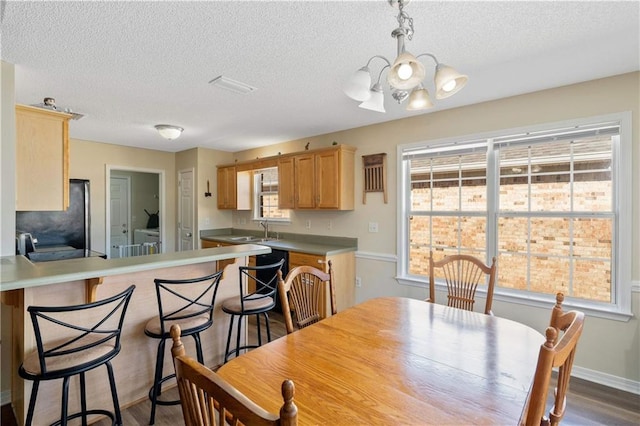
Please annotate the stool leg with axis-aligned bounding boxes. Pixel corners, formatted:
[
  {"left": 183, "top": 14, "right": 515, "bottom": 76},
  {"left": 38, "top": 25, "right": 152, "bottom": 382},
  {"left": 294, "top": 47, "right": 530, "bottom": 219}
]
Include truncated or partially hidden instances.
[
  {"left": 264, "top": 312, "right": 272, "bottom": 342},
  {"left": 24, "top": 380, "right": 39, "bottom": 426},
  {"left": 235, "top": 315, "right": 243, "bottom": 358},
  {"left": 192, "top": 333, "right": 204, "bottom": 364},
  {"left": 61, "top": 376, "right": 70, "bottom": 426},
  {"left": 149, "top": 338, "right": 166, "bottom": 425},
  {"left": 80, "top": 372, "right": 88, "bottom": 426},
  {"left": 106, "top": 361, "right": 123, "bottom": 425},
  {"left": 256, "top": 314, "right": 262, "bottom": 346},
  {"left": 224, "top": 315, "right": 235, "bottom": 363}
]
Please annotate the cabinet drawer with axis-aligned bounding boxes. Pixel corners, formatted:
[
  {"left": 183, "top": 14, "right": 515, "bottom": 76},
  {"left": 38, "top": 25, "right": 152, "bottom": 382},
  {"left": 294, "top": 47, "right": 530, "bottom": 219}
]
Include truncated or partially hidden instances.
[{"left": 288, "top": 251, "right": 326, "bottom": 269}]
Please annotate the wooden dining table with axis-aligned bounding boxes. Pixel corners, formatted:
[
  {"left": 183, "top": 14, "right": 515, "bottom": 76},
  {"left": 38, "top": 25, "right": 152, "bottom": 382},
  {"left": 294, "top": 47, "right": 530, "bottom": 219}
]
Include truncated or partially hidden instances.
[{"left": 216, "top": 297, "right": 544, "bottom": 425}]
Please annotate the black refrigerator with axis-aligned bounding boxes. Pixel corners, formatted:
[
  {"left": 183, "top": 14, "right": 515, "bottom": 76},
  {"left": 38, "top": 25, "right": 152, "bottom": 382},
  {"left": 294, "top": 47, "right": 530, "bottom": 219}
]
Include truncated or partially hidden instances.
[{"left": 16, "top": 179, "right": 105, "bottom": 261}]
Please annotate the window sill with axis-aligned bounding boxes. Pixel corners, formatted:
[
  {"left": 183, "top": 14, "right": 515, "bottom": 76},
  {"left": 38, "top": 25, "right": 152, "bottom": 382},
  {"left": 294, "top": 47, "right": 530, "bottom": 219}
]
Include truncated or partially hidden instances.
[{"left": 395, "top": 275, "right": 634, "bottom": 322}]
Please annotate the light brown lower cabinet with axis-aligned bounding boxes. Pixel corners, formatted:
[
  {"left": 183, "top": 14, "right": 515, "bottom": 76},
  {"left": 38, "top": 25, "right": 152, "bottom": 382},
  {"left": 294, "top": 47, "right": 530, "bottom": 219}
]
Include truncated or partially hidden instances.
[{"left": 288, "top": 250, "right": 355, "bottom": 318}]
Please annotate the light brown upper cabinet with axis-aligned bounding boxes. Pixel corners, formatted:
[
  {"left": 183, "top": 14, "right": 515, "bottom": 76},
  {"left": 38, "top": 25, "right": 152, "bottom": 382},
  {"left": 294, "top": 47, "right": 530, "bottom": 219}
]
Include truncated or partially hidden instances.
[
  {"left": 283, "top": 145, "right": 356, "bottom": 210},
  {"left": 16, "top": 104, "right": 72, "bottom": 211},
  {"left": 277, "top": 156, "right": 295, "bottom": 209},
  {"left": 219, "top": 144, "right": 356, "bottom": 211},
  {"left": 217, "top": 165, "right": 237, "bottom": 209}
]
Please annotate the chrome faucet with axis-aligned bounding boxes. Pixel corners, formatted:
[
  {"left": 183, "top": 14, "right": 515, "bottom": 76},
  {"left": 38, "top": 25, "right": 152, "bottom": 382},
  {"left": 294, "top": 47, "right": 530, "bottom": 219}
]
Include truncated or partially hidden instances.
[{"left": 260, "top": 219, "right": 269, "bottom": 239}]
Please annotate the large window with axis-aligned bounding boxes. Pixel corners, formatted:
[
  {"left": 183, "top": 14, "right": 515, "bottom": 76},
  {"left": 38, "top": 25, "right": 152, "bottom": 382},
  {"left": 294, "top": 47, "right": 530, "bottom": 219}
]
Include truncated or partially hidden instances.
[
  {"left": 398, "top": 114, "right": 632, "bottom": 317},
  {"left": 252, "top": 167, "right": 290, "bottom": 221}
]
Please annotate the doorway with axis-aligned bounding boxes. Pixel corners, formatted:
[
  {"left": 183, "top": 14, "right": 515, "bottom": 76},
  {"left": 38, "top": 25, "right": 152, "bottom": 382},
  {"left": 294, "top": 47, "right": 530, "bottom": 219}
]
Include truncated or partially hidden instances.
[{"left": 106, "top": 166, "right": 164, "bottom": 258}]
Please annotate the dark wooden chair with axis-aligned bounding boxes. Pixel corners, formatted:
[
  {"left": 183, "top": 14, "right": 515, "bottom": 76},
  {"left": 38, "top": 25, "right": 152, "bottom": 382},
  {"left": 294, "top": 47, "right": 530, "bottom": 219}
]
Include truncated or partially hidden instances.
[
  {"left": 520, "top": 293, "right": 585, "bottom": 426},
  {"left": 428, "top": 251, "right": 497, "bottom": 315},
  {"left": 19, "top": 285, "right": 135, "bottom": 426},
  {"left": 170, "top": 324, "right": 298, "bottom": 426},
  {"left": 277, "top": 260, "right": 336, "bottom": 334}
]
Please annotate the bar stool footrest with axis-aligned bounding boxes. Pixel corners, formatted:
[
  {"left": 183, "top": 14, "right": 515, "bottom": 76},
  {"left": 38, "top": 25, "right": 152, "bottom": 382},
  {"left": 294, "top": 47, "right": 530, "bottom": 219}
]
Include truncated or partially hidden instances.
[
  {"left": 149, "top": 373, "right": 181, "bottom": 406},
  {"left": 51, "top": 409, "right": 116, "bottom": 426}
]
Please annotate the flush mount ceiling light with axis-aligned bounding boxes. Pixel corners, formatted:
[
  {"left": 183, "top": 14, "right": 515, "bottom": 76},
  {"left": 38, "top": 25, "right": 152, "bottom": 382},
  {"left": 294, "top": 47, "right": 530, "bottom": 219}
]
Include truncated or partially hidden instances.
[
  {"left": 343, "top": 0, "right": 468, "bottom": 113},
  {"left": 154, "top": 124, "right": 184, "bottom": 140}
]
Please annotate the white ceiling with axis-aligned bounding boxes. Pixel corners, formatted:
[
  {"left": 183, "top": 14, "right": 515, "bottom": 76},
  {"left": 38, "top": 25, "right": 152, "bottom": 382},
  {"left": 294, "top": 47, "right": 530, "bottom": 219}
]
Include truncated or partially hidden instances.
[{"left": 2, "top": 1, "right": 638, "bottom": 153}]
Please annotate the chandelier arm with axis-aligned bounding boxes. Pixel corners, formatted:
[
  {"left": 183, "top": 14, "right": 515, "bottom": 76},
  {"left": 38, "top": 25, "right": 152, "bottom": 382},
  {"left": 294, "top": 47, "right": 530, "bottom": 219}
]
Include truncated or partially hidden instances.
[
  {"left": 374, "top": 64, "right": 391, "bottom": 85},
  {"left": 415, "top": 53, "right": 440, "bottom": 65},
  {"left": 365, "top": 55, "right": 392, "bottom": 69}
]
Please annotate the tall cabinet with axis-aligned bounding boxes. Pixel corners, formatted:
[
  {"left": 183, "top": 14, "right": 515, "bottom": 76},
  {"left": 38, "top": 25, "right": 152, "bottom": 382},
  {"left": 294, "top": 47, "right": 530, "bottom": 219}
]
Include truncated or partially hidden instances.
[{"left": 16, "top": 105, "right": 72, "bottom": 211}]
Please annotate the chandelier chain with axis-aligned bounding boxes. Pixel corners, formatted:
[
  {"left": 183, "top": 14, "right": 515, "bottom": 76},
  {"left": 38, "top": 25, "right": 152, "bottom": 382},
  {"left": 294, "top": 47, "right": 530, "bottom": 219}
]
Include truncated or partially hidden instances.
[{"left": 396, "top": 2, "right": 414, "bottom": 40}]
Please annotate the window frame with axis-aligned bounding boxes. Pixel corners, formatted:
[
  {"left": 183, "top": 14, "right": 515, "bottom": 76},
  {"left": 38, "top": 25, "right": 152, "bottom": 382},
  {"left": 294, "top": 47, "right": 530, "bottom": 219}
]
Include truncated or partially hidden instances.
[
  {"left": 251, "top": 167, "right": 291, "bottom": 223},
  {"left": 396, "top": 112, "right": 633, "bottom": 321}
]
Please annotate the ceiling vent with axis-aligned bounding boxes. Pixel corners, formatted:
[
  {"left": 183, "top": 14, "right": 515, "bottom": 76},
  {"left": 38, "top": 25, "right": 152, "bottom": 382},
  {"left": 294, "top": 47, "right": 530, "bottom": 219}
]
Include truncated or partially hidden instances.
[{"left": 208, "top": 76, "right": 257, "bottom": 94}]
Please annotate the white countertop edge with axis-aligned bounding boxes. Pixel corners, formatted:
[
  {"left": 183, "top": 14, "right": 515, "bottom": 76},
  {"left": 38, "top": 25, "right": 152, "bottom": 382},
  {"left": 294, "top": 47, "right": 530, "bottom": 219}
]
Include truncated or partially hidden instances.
[{"left": 0, "top": 244, "right": 271, "bottom": 292}]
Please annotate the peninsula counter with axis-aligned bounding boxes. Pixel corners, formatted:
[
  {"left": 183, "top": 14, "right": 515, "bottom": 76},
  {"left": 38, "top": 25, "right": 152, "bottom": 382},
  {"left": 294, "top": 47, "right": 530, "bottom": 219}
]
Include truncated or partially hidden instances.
[{"left": 1, "top": 244, "right": 270, "bottom": 425}]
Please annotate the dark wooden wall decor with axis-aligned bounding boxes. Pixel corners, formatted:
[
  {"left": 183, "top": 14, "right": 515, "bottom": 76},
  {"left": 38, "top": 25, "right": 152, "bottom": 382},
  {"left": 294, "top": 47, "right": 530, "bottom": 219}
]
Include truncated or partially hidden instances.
[{"left": 362, "top": 153, "right": 387, "bottom": 204}]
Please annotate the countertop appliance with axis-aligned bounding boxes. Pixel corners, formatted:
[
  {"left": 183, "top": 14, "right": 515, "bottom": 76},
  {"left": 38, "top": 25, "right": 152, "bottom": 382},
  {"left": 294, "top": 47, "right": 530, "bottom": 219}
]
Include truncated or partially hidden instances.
[{"left": 16, "top": 179, "right": 105, "bottom": 262}]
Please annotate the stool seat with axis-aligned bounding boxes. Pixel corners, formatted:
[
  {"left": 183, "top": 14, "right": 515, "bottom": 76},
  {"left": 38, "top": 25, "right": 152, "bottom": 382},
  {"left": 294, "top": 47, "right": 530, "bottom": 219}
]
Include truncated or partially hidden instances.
[
  {"left": 221, "top": 295, "right": 274, "bottom": 313},
  {"left": 18, "top": 285, "right": 135, "bottom": 426},
  {"left": 146, "top": 270, "right": 224, "bottom": 425},
  {"left": 144, "top": 314, "right": 211, "bottom": 337},
  {"left": 22, "top": 340, "right": 116, "bottom": 377}
]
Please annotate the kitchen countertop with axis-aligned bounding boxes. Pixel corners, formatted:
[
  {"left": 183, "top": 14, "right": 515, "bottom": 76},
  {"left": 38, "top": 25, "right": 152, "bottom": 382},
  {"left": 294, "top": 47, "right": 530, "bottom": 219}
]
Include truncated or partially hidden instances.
[
  {"left": 200, "top": 229, "right": 357, "bottom": 256},
  {"left": 0, "top": 244, "right": 271, "bottom": 292}
]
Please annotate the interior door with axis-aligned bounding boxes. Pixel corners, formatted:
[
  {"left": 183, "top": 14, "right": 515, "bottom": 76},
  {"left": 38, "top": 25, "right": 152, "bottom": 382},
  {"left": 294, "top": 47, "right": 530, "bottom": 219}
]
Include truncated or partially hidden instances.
[
  {"left": 110, "top": 176, "right": 130, "bottom": 258},
  {"left": 178, "top": 169, "right": 195, "bottom": 251}
]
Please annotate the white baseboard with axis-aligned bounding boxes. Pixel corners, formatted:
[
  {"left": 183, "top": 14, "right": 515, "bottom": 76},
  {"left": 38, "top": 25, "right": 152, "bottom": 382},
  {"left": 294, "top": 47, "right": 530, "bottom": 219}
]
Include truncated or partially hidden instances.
[
  {"left": 1, "top": 389, "right": 11, "bottom": 406},
  {"left": 573, "top": 365, "right": 640, "bottom": 395}
]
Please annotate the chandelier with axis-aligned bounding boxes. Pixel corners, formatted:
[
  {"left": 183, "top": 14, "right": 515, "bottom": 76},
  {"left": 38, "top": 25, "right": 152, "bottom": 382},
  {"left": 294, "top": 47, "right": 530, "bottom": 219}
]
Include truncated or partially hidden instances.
[{"left": 343, "top": 0, "right": 468, "bottom": 113}]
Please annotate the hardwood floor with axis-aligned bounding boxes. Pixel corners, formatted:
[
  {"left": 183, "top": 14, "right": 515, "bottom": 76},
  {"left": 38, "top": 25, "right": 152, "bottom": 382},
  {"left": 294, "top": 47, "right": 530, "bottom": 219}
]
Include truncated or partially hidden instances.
[{"left": 3, "top": 312, "right": 639, "bottom": 425}]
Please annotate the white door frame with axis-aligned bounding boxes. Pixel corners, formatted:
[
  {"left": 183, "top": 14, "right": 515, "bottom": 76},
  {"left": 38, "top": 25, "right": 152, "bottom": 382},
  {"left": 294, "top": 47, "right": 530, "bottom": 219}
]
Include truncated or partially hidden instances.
[
  {"left": 178, "top": 167, "right": 196, "bottom": 251},
  {"left": 106, "top": 164, "right": 165, "bottom": 257}
]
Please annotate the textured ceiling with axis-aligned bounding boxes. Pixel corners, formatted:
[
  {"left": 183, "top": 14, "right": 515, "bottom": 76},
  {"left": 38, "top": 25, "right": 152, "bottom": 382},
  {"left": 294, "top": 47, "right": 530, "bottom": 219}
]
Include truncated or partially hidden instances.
[{"left": 2, "top": 0, "right": 639, "bottom": 153}]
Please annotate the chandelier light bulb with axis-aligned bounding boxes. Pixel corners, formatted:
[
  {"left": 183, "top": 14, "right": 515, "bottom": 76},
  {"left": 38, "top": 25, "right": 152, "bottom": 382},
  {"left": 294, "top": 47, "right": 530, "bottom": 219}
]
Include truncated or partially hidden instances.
[
  {"left": 397, "top": 63, "right": 414, "bottom": 80},
  {"left": 442, "top": 80, "right": 457, "bottom": 92}
]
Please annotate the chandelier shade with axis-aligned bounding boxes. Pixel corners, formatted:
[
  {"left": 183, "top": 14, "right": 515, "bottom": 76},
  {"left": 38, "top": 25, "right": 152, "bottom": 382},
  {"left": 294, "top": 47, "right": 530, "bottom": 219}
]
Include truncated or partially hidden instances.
[
  {"left": 387, "top": 51, "right": 426, "bottom": 90},
  {"left": 343, "top": 66, "right": 373, "bottom": 101},
  {"left": 358, "top": 83, "right": 386, "bottom": 113},
  {"left": 434, "top": 63, "right": 468, "bottom": 99},
  {"left": 343, "top": 0, "right": 467, "bottom": 113},
  {"left": 154, "top": 124, "right": 184, "bottom": 140},
  {"left": 406, "top": 84, "right": 433, "bottom": 111}
]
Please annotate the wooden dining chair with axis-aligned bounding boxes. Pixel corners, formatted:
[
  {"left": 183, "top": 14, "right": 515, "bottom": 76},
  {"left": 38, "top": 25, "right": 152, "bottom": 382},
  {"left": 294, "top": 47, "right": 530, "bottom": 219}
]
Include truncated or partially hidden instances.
[
  {"left": 428, "top": 251, "right": 497, "bottom": 315},
  {"left": 520, "top": 293, "right": 585, "bottom": 426},
  {"left": 170, "top": 324, "right": 298, "bottom": 426},
  {"left": 277, "top": 260, "right": 336, "bottom": 334}
]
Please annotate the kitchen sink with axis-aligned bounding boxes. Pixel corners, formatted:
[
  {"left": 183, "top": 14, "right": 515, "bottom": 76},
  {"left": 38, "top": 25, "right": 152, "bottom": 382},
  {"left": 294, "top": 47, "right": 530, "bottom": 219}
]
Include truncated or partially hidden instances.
[
  {"left": 229, "top": 236, "right": 258, "bottom": 241},
  {"left": 229, "top": 236, "right": 276, "bottom": 243}
]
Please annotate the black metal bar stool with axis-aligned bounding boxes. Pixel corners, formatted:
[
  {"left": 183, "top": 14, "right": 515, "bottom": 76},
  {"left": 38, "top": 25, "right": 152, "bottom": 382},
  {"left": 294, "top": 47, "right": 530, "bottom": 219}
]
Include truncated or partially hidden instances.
[
  {"left": 221, "top": 259, "right": 284, "bottom": 363},
  {"left": 144, "top": 270, "right": 224, "bottom": 425},
  {"left": 18, "top": 285, "right": 135, "bottom": 426}
]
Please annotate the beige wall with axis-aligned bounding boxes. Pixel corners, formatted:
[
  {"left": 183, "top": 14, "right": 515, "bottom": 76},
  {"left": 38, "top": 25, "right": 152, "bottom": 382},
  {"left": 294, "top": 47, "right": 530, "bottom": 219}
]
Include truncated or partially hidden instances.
[
  {"left": 1, "top": 61, "right": 16, "bottom": 403},
  {"left": 229, "top": 72, "right": 640, "bottom": 388},
  {"left": 70, "top": 139, "right": 177, "bottom": 253}
]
